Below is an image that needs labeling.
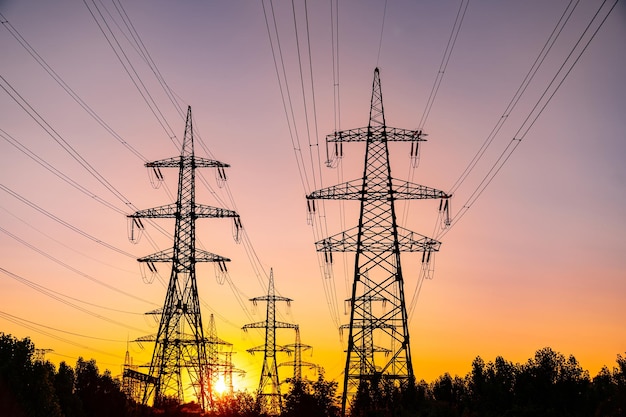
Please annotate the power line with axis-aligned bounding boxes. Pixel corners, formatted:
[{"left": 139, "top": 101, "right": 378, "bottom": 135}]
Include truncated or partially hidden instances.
[
  {"left": 0, "top": 183, "right": 137, "bottom": 258},
  {"left": 0, "top": 76, "right": 136, "bottom": 211},
  {"left": 82, "top": 0, "right": 179, "bottom": 148},
  {"left": 0, "top": 310, "right": 126, "bottom": 359},
  {"left": 0, "top": 223, "right": 155, "bottom": 306},
  {"left": 447, "top": 0, "right": 579, "bottom": 196},
  {"left": 376, "top": 0, "right": 388, "bottom": 67},
  {"left": 418, "top": 0, "right": 470, "bottom": 131},
  {"left": 0, "top": 10, "right": 149, "bottom": 162},
  {"left": 0, "top": 266, "right": 150, "bottom": 334},
  {"left": 439, "top": 0, "right": 619, "bottom": 240}
]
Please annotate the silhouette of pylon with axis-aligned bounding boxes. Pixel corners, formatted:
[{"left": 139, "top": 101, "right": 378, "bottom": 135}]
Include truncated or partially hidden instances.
[
  {"left": 128, "top": 106, "right": 240, "bottom": 410},
  {"left": 242, "top": 269, "right": 297, "bottom": 415},
  {"left": 307, "top": 68, "right": 451, "bottom": 415}
]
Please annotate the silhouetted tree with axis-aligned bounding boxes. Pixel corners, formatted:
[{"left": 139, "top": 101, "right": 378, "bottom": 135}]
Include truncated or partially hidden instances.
[
  {"left": 53, "top": 361, "right": 84, "bottom": 417},
  {"left": 282, "top": 371, "right": 340, "bottom": 417},
  {"left": 211, "top": 390, "right": 258, "bottom": 417},
  {"left": 74, "top": 357, "right": 128, "bottom": 417},
  {"left": 0, "top": 333, "right": 62, "bottom": 417},
  {"left": 311, "top": 371, "right": 340, "bottom": 417}
]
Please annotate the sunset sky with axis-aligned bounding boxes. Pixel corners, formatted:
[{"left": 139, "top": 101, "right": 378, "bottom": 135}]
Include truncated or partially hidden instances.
[{"left": 1, "top": 0, "right": 624, "bottom": 398}]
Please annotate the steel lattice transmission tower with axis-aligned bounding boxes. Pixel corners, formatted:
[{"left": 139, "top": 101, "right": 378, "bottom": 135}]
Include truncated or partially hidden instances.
[
  {"left": 206, "top": 313, "right": 237, "bottom": 397},
  {"left": 279, "top": 326, "right": 316, "bottom": 383},
  {"left": 128, "top": 106, "right": 240, "bottom": 409},
  {"left": 242, "top": 269, "right": 297, "bottom": 415},
  {"left": 307, "top": 68, "right": 451, "bottom": 414}
]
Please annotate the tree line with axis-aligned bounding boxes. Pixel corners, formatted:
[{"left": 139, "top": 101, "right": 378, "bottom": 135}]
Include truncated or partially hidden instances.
[{"left": 1, "top": 332, "right": 624, "bottom": 417}]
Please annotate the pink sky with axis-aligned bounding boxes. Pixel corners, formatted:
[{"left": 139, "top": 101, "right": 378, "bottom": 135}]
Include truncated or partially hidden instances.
[{"left": 1, "top": 0, "right": 624, "bottom": 396}]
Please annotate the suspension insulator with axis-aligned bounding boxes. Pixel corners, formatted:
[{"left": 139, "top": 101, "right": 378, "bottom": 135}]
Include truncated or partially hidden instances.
[
  {"left": 307, "top": 199, "right": 316, "bottom": 214},
  {"left": 149, "top": 167, "right": 164, "bottom": 189},
  {"left": 216, "top": 166, "right": 227, "bottom": 188},
  {"left": 232, "top": 217, "right": 242, "bottom": 243},
  {"left": 127, "top": 217, "right": 144, "bottom": 243}
]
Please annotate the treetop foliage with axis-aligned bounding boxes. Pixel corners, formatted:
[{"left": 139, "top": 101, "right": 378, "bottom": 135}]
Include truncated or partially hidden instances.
[{"left": 1, "top": 333, "right": 624, "bottom": 417}]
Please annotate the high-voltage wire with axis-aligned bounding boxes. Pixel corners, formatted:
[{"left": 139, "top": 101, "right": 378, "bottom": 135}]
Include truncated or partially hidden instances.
[
  {"left": 0, "top": 310, "right": 124, "bottom": 359},
  {"left": 0, "top": 11, "right": 180, "bottom": 245},
  {"left": 97, "top": 0, "right": 280, "bottom": 315},
  {"left": 375, "top": 0, "right": 388, "bottom": 67},
  {"left": 0, "top": 184, "right": 137, "bottom": 259},
  {"left": 263, "top": 0, "right": 342, "bottom": 329},
  {"left": 417, "top": 0, "right": 470, "bottom": 131},
  {"left": 82, "top": 0, "right": 179, "bottom": 148},
  {"left": 0, "top": 11, "right": 149, "bottom": 162},
  {"left": 0, "top": 76, "right": 135, "bottom": 211},
  {"left": 400, "top": 0, "right": 469, "bottom": 229},
  {"left": 439, "top": 0, "right": 619, "bottom": 240},
  {"left": 2, "top": 225, "right": 152, "bottom": 306},
  {"left": 0, "top": 310, "right": 130, "bottom": 342},
  {"left": 0, "top": 267, "right": 150, "bottom": 334},
  {"left": 447, "top": 0, "right": 579, "bottom": 196}
]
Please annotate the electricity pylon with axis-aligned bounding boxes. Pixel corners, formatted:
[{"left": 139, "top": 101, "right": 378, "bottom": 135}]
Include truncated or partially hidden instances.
[
  {"left": 128, "top": 106, "right": 240, "bottom": 410},
  {"left": 242, "top": 269, "right": 297, "bottom": 415},
  {"left": 279, "top": 326, "right": 317, "bottom": 382},
  {"left": 206, "top": 313, "right": 234, "bottom": 399},
  {"left": 307, "top": 68, "right": 451, "bottom": 415}
]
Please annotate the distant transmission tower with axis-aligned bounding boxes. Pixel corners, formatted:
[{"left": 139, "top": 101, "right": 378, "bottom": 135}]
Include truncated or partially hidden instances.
[
  {"left": 279, "top": 326, "right": 317, "bottom": 382},
  {"left": 307, "top": 68, "right": 451, "bottom": 414},
  {"left": 242, "top": 269, "right": 297, "bottom": 415},
  {"left": 128, "top": 106, "right": 240, "bottom": 410},
  {"left": 206, "top": 313, "right": 235, "bottom": 398}
]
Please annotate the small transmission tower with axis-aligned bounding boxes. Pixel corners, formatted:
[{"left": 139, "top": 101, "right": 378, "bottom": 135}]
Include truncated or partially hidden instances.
[
  {"left": 242, "top": 269, "right": 297, "bottom": 415},
  {"left": 307, "top": 68, "right": 450, "bottom": 414},
  {"left": 128, "top": 106, "right": 240, "bottom": 409},
  {"left": 206, "top": 313, "right": 234, "bottom": 398},
  {"left": 279, "top": 326, "right": 317, "bottom": 382}
]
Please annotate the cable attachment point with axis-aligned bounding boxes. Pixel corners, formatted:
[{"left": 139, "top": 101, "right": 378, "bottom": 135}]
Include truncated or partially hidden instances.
[
  {"left": 127, "top": 217, "right": 145, "bottom": 243},
  {"left": 306, "top": 200, "right": 316, "bottom": 225},
  {"left": 410, "top": 141, "right": 420, "bottom": 168},
  {"left": 325, "top": 142, "right": 343, "bottom": 168},
  {"left": 232, "top": 216, "right": 242, "bottom": 243},
  {"left": 216, "top": 166, "right": 227, "bottom": 188},
  {"left": 215, "top": 260, "right": 227, "bottom": 285},
  {"left": 148, "top": 167, "right": 164, "bottom": 189},
  {"left": 140, "top": 261, "right": 157, "bottom": 284},
  {"left": 439, "top": 197, "right": 451, "bottom": 228}
]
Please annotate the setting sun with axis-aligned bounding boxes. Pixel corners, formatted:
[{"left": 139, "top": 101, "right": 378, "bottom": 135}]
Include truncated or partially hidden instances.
[{"left": 214, "top": 377, "right": 227, "bottom": 396}]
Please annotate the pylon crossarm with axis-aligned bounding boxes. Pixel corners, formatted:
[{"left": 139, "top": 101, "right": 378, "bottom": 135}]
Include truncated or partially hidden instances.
[
  {"left": 138, "top": 248, "right": 173, "bottom": 263},
  {"left": 195, "top": 204, "right": 239, "bottom": 218},
  {"left": 137, "top": 247, "right": 230, "bottom": 263},
  {"left": 396, "top": 227, "right": 441, "bottom": 252},
  {"left": 135, "top": 334, "right": 157, "bottom": 342},
  {"left": 275, "top": 322, "right": 298, "bottom": 330},
  {"left": 194, "top": 249, "right": 231, "bottom": 263},
  {"left": 129, "top": 203, "right": 178, "bottom": 218},
  {"left": 146, "top": 156, "right": 230, "bottom": 169},
  {"left": 326, "top": 126, "right": 425, "bottom": 143},
  {"left": 307, "top": 179, "right": 362, "bottom": 200},
  {"left": 242, "top": 322, "right": 266, "bottom": 330},
  {"left": 246, "top": 345, "right": 292, "bottom": 354},
  {"left": 250, "top": 295, "right": 293, "bottom": 303},
  {"left": 124, "top": 368, "right": 158, "bottom": 385},
  {"left": 314, "top": 227, "right": 440, "bottom": 253},
  {"left": 391, "top": 180, "right": 450, "bottom": 200}
]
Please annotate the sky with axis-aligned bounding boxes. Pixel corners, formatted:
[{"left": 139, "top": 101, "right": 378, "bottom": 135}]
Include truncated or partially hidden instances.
[{"left": 1, "top": 0, "right": 625, "bottom": 399}]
